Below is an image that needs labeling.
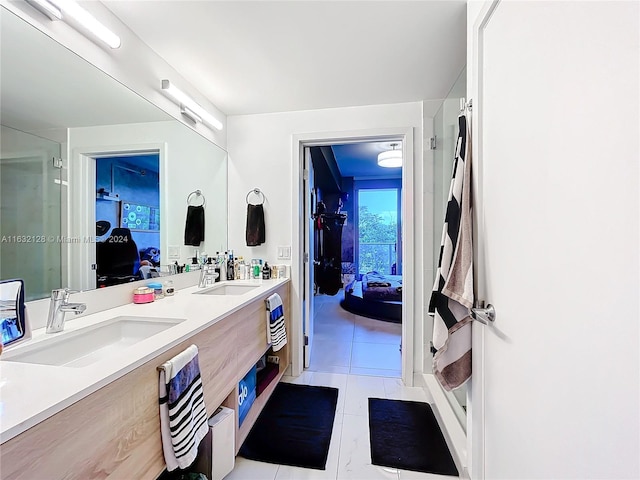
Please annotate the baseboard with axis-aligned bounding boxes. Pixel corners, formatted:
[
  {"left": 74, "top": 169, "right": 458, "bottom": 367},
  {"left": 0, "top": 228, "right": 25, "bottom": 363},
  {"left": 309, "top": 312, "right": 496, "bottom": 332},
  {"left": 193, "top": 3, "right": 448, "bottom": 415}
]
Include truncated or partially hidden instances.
[{"left": 423, "top": 374, "right": 468, "bottom": 478}]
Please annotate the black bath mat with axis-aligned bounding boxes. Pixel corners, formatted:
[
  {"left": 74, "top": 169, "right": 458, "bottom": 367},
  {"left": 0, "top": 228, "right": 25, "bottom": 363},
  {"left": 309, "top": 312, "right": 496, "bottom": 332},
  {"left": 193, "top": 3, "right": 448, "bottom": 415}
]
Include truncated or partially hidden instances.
[
  {"left": 368, "top": 398, "right": 458, "bottom": 476},
  {"left": 239, "top": 383, "right": 339, "bottom": 470}
]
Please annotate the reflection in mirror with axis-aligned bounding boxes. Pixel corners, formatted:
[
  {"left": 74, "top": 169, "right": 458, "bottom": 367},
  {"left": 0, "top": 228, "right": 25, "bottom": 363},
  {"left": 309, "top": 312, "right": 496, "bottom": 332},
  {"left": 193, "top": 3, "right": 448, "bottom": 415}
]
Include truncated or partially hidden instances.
[
  {"left": 0, "top": 7, "right": 228, "bottom": 301},
  {"left": 0, "top": 126, "right": 62, "bottom": 300},
  {"left": 0, "top": 279, "right": 28, "bottom": 347}
]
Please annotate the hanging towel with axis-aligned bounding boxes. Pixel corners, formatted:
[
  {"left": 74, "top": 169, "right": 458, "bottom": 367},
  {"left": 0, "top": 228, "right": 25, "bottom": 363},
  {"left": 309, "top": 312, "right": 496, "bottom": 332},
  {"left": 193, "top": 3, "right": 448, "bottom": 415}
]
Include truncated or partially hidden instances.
[
  {"left": 428, "top": 114, "right": 474, "bottom": 391},
  {"left": 184, "top": 205, "right": 205, "bottom": 246},
  {"left": 246, "top": 203, "right": 265, "bottom": 246},
  {"left": 158, "top": 344, "right": 209, "bottom": 471},
  {"left": 265, "top": 293, "right": 287, "bottom": 352}
]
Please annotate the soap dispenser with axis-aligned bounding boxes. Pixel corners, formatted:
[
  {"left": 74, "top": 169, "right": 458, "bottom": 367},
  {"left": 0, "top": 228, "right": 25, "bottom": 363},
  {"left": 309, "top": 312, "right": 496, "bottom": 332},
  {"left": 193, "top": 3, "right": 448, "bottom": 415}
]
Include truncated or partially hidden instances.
[{"left": 262, "top": 262, "right": 271, "bottom": 280}]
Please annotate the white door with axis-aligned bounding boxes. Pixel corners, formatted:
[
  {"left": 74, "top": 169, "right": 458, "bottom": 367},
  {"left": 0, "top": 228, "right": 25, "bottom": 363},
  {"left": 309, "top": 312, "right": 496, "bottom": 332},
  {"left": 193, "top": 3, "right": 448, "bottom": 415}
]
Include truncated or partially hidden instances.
[
  {"left": 303, "top": 146, "right": 315, "bottom": 368},
  {"left": 470, "top": 1, "right": 639, "bottom": 479}
]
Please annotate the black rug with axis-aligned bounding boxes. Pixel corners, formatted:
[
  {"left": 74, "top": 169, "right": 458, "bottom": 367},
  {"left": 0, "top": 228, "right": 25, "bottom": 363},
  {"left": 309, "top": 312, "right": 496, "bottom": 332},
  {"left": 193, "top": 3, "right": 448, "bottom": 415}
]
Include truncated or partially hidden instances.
[
  {"left": 368, "top": 398, "right": 459, "bottom": 476},
  {"left": 239, "top": 383, "right": 339, "bottom": 470}
]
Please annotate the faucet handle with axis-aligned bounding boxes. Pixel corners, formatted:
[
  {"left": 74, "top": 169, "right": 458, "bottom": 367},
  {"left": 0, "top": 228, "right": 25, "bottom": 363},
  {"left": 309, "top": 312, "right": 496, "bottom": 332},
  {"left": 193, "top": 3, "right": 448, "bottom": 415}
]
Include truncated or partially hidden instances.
[{"left": 51, "top": 288, "right": 79, "bottom": 301}]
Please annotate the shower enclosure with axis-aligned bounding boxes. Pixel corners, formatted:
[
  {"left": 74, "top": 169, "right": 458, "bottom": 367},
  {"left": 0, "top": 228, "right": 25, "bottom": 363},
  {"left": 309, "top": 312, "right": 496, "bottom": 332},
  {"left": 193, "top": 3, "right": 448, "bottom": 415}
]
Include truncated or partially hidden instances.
[
  {"left": 0, "top": 126, "right": 63, "bottom": 301},
  {"left": 432, "top": 67, "right": 467, "bottom": 430}
]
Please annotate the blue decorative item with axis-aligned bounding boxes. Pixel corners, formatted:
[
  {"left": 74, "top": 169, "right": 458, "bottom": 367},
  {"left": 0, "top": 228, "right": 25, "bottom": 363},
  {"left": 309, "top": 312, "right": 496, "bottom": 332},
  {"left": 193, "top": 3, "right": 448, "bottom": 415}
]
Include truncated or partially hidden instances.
[{"left": 238, "top": 366, "right": 257, "bottom": 427}]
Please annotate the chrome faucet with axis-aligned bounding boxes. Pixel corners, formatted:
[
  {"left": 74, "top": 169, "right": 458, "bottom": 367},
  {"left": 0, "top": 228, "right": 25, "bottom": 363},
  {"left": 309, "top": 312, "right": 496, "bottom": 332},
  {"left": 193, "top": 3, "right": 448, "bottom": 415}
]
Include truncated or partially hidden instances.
[
  {"left": 198, "top": 264, "right": 218, "bottom": 288},
  {"left": 46, "top": 288, "right": 87, "bottom": 334}
]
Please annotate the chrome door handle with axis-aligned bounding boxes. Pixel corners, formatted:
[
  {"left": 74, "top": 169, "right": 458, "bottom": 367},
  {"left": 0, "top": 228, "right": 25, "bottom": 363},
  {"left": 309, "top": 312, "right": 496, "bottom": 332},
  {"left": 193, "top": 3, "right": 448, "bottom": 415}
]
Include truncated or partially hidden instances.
[{"left": 471, "top": 304, "right": 495, "bottom": 325}]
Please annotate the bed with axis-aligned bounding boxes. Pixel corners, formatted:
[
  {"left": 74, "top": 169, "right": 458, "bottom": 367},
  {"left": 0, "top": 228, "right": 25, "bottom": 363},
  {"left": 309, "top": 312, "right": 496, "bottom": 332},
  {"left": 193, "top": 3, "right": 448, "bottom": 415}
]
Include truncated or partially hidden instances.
[{"left": 341, "top": 272, "right": 402, "bottom": 323}]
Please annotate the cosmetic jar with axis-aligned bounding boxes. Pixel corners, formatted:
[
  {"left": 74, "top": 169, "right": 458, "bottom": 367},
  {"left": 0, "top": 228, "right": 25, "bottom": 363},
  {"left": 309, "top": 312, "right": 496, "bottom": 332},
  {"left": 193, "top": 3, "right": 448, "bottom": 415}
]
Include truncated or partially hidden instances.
[
  {"left": 133, "top": 286, "right": 154, "bottom": 304},
  {"left": 147, "top": 282, "right": 164, "bottom": 300},
  {"left": 164, "top": 280, "right": 175, "bottom": 296}
]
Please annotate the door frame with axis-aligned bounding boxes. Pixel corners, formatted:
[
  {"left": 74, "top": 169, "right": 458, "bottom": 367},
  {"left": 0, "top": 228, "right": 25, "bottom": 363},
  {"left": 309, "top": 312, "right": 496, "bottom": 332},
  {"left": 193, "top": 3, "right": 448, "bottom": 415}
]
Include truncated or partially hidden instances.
[{"left": 291, "top": 127, "right": 414, "bottom": 386}]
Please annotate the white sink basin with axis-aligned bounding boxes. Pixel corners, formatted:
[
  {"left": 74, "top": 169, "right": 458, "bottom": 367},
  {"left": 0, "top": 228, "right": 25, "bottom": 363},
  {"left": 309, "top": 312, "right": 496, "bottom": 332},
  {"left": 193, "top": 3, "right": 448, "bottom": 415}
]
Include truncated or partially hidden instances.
[
  {"left": 195, "top": 284, "right": 259, "bottom": 296},
  {"left": 2, "top": 316, "right": 185, "bottom": 368}
]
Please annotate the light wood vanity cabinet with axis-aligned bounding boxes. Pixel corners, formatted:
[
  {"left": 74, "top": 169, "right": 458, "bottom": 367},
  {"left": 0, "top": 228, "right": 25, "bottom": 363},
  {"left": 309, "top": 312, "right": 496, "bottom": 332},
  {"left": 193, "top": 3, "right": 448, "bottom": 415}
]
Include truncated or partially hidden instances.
[{"left": 1, "top": 283, "right": 290, "bottom": 480}]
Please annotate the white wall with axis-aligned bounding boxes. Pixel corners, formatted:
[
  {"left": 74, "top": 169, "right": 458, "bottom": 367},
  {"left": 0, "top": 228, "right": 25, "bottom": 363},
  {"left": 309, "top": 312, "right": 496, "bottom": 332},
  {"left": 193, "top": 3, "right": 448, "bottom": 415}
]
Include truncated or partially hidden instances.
[
  {"left": 227, "top": 102, "right": 427, "bottom": 376},
  {"left": 1, "top": 1, "right": 227, "bottom": 149},
  {"left": 468, "top": 1, "right": 639, "bottom": 478},
  {"left": 67, "top": 120, "right": 227, "bottom": 290}
]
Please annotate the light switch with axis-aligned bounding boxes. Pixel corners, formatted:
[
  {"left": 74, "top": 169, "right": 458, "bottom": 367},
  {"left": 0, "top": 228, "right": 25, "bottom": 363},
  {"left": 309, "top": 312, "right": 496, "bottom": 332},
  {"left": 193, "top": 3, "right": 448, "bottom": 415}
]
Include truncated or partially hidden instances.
[
  {"left": 277, "top": 245, "right": 291, "bottom": 260},
  {"left": 168, "top": 245, "right": 180, "bottom": 259}
]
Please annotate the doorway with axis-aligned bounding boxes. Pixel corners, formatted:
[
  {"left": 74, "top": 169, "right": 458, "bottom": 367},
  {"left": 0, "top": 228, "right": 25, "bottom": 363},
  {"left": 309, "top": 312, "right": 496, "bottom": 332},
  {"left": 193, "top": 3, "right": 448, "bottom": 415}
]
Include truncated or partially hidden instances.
[
  {"left": 304, "top": 138, "right": 403, "bottom": 378},
  {"left": 94, "top": 154, "right": 160, "bottom": 287}
]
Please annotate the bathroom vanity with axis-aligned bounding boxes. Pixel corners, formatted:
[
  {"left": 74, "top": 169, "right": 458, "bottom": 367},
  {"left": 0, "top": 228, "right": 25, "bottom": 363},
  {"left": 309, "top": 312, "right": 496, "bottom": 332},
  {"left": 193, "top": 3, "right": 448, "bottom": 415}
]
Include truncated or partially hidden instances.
[{"left": 0, "top": 278, "right": 290, "bottom": 479}]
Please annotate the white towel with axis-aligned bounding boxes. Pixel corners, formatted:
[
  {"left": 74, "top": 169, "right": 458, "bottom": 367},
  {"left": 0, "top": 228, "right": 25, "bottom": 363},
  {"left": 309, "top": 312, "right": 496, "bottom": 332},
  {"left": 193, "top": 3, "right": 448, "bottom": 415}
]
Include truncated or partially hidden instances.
[
  {"left": 265, "top": 293, "right": 287, "bottom": 352},
  {"left": 428, "top": 114, "right": 474, "bottom": 391},
  {"left": 158, "top": 344, "right": 209, "bottom": 471}
]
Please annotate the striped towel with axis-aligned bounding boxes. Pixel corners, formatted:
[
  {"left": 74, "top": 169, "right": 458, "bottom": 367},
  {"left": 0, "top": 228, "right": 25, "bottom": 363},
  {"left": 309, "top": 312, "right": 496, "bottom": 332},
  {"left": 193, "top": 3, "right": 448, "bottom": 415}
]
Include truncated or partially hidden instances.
[
  {"left": 428, "top": 114, "right": 474, "bottom": 391},
  {"left": 265, "top": 293, "right": 287, "bottom": 352},
  {"left": 158, "top": 344, "right": 209, "bottom": 471}
]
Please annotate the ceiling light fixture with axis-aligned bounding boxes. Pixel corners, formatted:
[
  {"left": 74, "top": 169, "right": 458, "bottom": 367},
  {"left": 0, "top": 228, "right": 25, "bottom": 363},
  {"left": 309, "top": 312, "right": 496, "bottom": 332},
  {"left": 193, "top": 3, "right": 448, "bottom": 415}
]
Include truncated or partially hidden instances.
[
  {"left": 377, "top": 143, "right": 403, "bottom": 168},
  {"left": 161, "top": 80, "right": 223, "bottom": 131},
  {"left": 25, "top": 0, "right": 121, "bottom": 48}
]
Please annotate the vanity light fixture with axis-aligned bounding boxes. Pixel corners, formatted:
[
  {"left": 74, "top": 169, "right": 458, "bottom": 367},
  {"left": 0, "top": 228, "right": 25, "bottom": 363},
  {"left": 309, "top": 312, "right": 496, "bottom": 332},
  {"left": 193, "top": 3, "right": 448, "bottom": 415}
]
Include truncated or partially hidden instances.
[
  {"left": 377, "top": 143, "right": 403, "bottom": 168},
  {"left": 25, "top": 0, "right": 62, "bottom": 20},
  {"left": 180, "top": 106, "right": 202, "bottom": 124},
  {"left": 25, "top": 0, "right": 121, "bottom": 49},
  {"left": 161, "top": 80, "right": 224, "bottom": 131}
]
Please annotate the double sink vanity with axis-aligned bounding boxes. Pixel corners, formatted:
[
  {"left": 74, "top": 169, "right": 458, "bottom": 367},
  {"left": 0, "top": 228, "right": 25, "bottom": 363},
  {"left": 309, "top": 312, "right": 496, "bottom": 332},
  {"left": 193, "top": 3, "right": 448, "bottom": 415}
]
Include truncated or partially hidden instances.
[{"left": 0, "top": 277, "right": 291, "bottom": 480}]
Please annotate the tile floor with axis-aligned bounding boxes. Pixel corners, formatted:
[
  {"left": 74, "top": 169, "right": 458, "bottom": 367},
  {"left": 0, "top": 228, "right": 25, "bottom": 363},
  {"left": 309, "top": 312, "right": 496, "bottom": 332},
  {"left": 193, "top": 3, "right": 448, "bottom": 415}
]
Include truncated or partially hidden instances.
[
  {"left": 226, "top": 291, "right": 459, "bottom": 480},
  {"left": 308, "top": 292, "right": 403, "bottom": 378}
]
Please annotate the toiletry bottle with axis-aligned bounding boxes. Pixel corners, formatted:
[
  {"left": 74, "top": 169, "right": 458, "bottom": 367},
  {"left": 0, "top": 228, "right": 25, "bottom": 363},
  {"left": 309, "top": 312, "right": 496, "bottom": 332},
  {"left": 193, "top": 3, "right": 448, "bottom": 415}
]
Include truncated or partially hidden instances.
[
  {"left": 226, "top": 253, "right": 235, "bottom": 281},
  {"left": 234, "top": 257, "right": 239, "bottom": 280},
  {"left": 237, "top": 257, "right": 243, "bottom": 280},
  {"left": 262, "top": 261, "right": 271, "bottom": 280},
  {"left": 219, "top": 252, "right": 226, "bottom": 280}
]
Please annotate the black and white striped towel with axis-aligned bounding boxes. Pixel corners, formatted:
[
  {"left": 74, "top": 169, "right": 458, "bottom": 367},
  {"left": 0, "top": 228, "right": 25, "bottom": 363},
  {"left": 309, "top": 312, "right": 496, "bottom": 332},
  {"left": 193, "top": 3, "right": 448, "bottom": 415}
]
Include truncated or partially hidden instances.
[
  {"left": 428, "top": 114, "right": 474, "bottom": 391},
  {"left": 266, "top": 293, "right": 287, "bottom": 352},
  {"left": 158, "top": 344, "right": 209, "bottom": 471}
]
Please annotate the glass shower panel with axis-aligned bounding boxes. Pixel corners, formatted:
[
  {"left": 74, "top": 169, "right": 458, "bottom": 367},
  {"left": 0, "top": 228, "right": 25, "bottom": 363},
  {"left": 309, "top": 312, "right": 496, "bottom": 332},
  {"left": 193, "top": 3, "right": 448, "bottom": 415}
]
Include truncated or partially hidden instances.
[
  {"left": 0, "top": 126, "right": 62, "bottom": 301},
  {"left": 432, "top": 67, "right": 468, "bottom": 431}
]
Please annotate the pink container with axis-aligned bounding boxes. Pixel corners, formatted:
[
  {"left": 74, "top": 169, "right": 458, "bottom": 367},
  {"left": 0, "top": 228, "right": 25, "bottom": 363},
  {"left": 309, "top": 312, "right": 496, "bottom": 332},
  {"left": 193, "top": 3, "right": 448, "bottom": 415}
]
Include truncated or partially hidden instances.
[{"left": 133, "top": 287, "right": 155, "bottom": 304}]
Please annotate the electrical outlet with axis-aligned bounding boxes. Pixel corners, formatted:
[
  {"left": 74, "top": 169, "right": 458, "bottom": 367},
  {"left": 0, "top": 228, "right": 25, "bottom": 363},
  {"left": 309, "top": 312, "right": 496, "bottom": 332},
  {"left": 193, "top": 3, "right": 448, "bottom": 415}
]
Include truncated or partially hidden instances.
[{"left": 267, "top": 355, "right": 280, "bottom": 364}]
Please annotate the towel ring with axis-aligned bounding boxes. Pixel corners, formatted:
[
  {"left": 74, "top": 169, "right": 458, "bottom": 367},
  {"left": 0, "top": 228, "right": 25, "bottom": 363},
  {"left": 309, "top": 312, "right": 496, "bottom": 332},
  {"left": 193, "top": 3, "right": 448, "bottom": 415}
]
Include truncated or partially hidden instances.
[
  {"left": 246, "top": 188, "right": 265, "bottom": 205},
  {"left": 187, "top": 189, "right": 206, "bottom": 207}
]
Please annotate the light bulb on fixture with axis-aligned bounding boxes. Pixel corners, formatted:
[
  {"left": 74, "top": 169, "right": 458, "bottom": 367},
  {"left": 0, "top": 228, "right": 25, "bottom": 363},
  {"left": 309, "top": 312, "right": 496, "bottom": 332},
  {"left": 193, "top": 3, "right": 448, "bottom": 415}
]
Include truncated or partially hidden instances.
[
  {"left": 25, "top": 0, "right": 121, "bottom": 48},
  {"left": 377, "top": 143, "right": 403, "bottom": 168}
]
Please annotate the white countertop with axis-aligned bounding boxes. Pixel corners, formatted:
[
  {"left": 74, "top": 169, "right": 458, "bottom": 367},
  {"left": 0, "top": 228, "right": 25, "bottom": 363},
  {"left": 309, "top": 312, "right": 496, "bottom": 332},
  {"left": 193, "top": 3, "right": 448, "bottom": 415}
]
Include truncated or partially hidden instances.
[{"left": 0, "top": 278, "right": 288, "bottom": 443}]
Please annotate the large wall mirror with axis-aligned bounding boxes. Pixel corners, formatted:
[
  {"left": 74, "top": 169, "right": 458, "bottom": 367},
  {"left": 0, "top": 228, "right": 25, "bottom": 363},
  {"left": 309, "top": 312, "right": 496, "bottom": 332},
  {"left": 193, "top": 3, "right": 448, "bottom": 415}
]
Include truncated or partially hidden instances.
[{"left": 0, "top": 7, "right": 228, "bottom": 301}]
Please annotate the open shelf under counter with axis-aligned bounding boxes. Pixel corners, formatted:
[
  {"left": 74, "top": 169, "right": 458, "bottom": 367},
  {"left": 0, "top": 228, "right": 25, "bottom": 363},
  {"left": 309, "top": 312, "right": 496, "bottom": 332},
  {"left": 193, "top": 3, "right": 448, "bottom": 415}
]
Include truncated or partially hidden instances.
[{"left": 236, "top": 360, "right": 289, "bottom": 453}]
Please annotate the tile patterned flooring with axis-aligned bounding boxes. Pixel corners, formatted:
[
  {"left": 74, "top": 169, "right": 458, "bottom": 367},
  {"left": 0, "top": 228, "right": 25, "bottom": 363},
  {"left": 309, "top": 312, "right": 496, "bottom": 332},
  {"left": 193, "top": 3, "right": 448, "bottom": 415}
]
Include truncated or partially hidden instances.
[
  {"left": 226, "top": 292, "right": 459, "bottom": 480},
  {"left": 308, "top": 292, "right": 402, "bottom": 378}
]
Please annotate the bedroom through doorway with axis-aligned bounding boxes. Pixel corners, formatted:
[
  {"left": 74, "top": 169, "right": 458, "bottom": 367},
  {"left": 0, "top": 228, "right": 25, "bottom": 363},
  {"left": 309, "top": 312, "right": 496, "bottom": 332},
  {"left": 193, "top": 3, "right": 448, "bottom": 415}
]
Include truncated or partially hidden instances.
[{"left": 305, "top": 140, "right": 403, "bottom": 378}]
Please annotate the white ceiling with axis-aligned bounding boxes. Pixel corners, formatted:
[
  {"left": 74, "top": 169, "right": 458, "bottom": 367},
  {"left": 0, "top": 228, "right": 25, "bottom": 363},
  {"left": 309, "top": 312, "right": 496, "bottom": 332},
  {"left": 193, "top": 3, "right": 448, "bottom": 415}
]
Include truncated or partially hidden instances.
[{"left": 103, "top": 0, "right": 467, "bottom": 116}]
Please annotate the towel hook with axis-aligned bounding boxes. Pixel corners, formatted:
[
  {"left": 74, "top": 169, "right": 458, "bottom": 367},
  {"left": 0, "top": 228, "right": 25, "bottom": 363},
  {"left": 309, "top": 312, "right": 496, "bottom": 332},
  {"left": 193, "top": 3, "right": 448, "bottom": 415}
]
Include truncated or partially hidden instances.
[
  {"left": 187, "top": 189, "right": 206, "bottom": 207},
  {"left": 246, "top": 188, "right": 265, "bottom": 205}
]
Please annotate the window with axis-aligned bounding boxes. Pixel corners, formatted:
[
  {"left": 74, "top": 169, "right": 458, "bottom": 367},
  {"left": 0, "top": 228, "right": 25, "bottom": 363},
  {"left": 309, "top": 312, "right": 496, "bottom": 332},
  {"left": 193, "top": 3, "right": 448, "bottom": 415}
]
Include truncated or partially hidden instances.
[{"left": 356, "top": 185, "right": 401, "bottom": 275}]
